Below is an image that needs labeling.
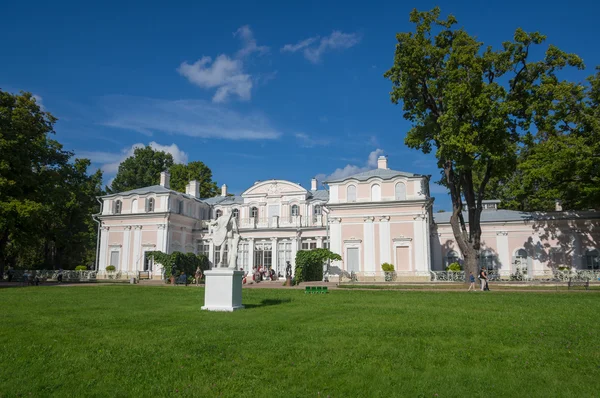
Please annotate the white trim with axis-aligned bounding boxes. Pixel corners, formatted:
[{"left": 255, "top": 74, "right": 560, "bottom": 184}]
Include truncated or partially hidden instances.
[
  {"left": 393, "top": 239, "right": 412, "bottom": 272},
  {"left": 343, "top": 241, "right": 362, "bottom": 272}
]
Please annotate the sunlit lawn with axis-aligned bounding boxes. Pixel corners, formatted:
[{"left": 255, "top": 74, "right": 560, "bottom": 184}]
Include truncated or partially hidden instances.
[{"left": 1, "top": 285, "right": 598, "bottom": 397}]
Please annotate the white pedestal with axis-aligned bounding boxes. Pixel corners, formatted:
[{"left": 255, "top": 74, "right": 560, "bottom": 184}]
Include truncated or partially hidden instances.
[{"left": 201, "top": 269, "right": 244, "bottom": 312}]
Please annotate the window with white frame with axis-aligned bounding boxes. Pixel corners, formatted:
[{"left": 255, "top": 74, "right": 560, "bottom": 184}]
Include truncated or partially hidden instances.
[
  {"left": 291, "top": 204, "right": 299, "bottom": 217},
  {"left": 233, "top": 208, "right": 239, "bottom": 219},
  {"left": 323, "top": 239, "right": 330, "bottom": 250},
  {"left": 585, "top": 249, "right": 599, "bottom": 269},
  {"left": 177, "top": 200, "right": 184, "bottom": 215},
  {"left": 277, "top": 241, "right": 292, "bottom": 276},
  {"left": 237, "top": 242, "right": 249, "bottom": 270},
  {"left": 197, "top": 241, "right": 210, "bottom": 258},
  {"left": 216, "top": 209, "right": 223, "bottom": 218},
  {"left": 480, "top": 250, "right": 496, "bottom": 270},
  {"left": 146, "top": 197, "right": 155, "bottom": 212},
  {"left": 313, "top": 204, "right": 322, "bottom": 222},
  {"left": 254, "top": 241, "right": 272, "bottom": 269},
  {"left": 131, "top": 198, "right": 138, "bottom": 213},
  {"left": 301, "top": 240, "right": 317, "bottom": 250},
  {"left": 251, "top": 207, "right": 259, "bottom": 218},
  {"left": 395, "top": 182, "right": 406, "bottom": 200},
  {"left": 371, "top": 184, "right": 381, "bottom": 201},
  {"left": 113, "top": 200, "right": 122, "bottom": 214},
  {"left": 347, "top": 185, "right": 356, "bottom": 202},
  {"left": 109, "top": 250, "right": 120, "bottom": 268}
]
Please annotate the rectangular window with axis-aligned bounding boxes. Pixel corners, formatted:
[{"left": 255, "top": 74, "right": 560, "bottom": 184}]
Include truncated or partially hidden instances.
[
  {"left": 109, "top": 251, "right": 120, "bottom": 268},
  {"left": 347, "top": 247, "right": 359, "bottom": 272},
  {"left": 214, "top": 244, "right": 228, "bottom": 266},
  {"left": 302, "top": 240, "right": 317, "bottom": 250},
  {"left": 237, "top": 242, "right": 249, "bottom": 270},
  {"left": 323, "top": 239, "right": 330, "bottom": 250},
  {"left": 197, "top": 241, "right": 210, "bottom": 258},
  {"left": 277, "top": 242, "right": 292, "bottom": 277}
]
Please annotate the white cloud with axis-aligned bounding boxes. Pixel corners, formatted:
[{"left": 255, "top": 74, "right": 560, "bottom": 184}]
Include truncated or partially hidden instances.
[
  {"left": 234, "top": 25, "right": 269, "bottom": 58},
  {"left": 178, "top": 25, "right": 269, "bottom": 102},
  {"left": 295, "top": 133, "right": 331, "bottom": 147},
  {"left": 100, "top": 95, "right": 281, "bottom": 140},
  {"left": 317, "top": 148, "right": 384, "bottom": 182},
  {"left": 78, "top": 141, "right": 188, "bottom": 176},
  {"left": 32, "top": 94, "right": 45, "bottom": 111},
  {"left": 281, "top": 31, "right": 361, "bottom": 63}
]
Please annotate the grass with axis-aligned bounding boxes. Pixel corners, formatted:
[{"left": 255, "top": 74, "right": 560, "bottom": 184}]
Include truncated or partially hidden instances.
[
  {"left": 338, "top": 283, "right": 600, "bottom": 291},
  {"left": 1, "top": 286, "right": 599, "bottom": 397}
]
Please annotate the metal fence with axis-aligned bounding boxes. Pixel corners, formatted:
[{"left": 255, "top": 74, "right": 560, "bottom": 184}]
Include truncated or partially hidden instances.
[{"left": 3, "top": 270, "right": 145, "bottom": 282}]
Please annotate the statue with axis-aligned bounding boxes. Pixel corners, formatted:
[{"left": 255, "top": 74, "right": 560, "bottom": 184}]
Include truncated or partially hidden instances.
[{"left": 208, "top": 212, "right": 240, "bottom": 269}]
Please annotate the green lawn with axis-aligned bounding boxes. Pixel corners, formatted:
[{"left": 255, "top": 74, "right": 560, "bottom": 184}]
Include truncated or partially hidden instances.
[{"left": 1, "top": 286, "right": 598, "bottom": 397}]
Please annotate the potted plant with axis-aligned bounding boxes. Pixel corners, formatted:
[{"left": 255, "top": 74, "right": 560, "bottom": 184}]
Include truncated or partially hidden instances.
[{"left": 381, "top": 263, "right": 396, "bottom": 282}]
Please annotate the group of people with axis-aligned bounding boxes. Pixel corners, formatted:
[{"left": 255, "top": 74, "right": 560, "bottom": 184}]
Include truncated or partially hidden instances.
[
  {"left": 241, "top": 266, "right": 278, "bottom": 284},
  {"left": 468, "top": 268, "right": 490, "bottom": 291}
]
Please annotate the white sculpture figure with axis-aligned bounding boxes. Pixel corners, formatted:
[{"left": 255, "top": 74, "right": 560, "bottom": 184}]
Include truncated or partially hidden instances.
[{"left": 208, "top": 212, "right": 241, "bottom": 268}]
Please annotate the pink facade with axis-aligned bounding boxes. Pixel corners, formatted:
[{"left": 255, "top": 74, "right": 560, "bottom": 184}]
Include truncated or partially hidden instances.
[{"left": 96, "top": 159, "right": 600, "bottom": 280}]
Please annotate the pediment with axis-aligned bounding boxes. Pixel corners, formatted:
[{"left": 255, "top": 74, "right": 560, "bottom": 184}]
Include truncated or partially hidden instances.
[{"left": 242, "top": 180, "right": 308, "bottom": 198}]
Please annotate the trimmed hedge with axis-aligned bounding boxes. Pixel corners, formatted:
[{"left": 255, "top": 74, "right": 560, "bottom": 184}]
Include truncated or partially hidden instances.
[{"left": 294, "top": 249, "right": 341, "bottom": 284}]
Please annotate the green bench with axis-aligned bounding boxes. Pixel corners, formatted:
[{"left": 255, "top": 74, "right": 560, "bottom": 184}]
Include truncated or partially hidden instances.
[{"left": 304, "top": 286, "right": 328, "bottom": 294}]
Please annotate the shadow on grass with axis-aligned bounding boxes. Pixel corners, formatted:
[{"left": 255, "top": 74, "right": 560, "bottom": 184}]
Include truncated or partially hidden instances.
[{"left": 244, "top": 298, "right": 292, "bottom": 309}]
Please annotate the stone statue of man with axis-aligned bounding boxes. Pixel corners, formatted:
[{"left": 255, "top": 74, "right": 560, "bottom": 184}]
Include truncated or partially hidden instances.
[{"left": 208, "top": 211, "right": 241, "bottom": 269}]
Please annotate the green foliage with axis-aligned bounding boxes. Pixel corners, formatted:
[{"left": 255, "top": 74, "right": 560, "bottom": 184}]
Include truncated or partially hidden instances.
[
  {"left": 294, "top": 249, "right": 341, "bottom": 284},
  {"left": 384, "top": 7, "right": 584, "bottom": 275},
  {"left": 446, "top": 262, "right": 462, "bottom": 272},
  {"left": 75, "top": 266, "right": 87, "bottom": 271},
  {"left": 381, "top": 263, "right": 395, "bottom": 272},
  {"left": 108, "top": 146, "right": 174, "bottom": 193},
  {"left": 169, "top": 161, "right": 219, "bottom": 197},
  {"left": 0, "top": 90, "right": 103, "bottom": 271},
  {"left": 105, "top": 265, "right": 116, "bottom": 271},
  {"left": 147, "top": 251, "right": 209, "bottom": 280}
]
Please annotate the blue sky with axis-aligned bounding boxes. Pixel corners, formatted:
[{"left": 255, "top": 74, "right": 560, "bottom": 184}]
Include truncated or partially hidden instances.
[{"left": 2, "top": 0, "right": 599, "bottom": 210}]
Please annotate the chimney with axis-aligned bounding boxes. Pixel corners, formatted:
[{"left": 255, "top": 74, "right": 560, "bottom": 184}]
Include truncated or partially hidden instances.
[
  {"left": 221, "top": 184, "right": 228, "bottom": 197},
  {"left": 555, "top": 199, "right": 563, "bottom": 212},
  {"left": 311, "top": 178, "right": 318, "bottom": 191},
  {"left": 377, "top": 155, "right": 388, "bottom": 170},
  {"left": 189, "top": 180, "right": 200, "bottom": 198},
  {"left": 160, "top": 171, "right": 170, "bottom": 189}
]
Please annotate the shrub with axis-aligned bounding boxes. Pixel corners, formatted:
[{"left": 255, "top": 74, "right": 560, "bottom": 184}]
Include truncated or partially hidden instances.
[
  {"left": 381, "top": 263, "right": 395, "bottom": 272},
  {"left": 146, "top": 251, "right": 210, "bottom": 281},
  {"left": 105, "top": 265, "right": 116, "bottom": 271},
  {"left": 445, "top": 262, "right": 462, "bottom": 272},
  {"left": 294, "top": 249, "right": 341, "bottom": 284},
  {"left": 75, "top": 265, "right": 87, "bottom": 271}
]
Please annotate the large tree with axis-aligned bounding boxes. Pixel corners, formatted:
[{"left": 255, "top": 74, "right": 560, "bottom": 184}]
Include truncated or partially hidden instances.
[
  {"left": 384, "top": 8, "right": 583, "bottom": 275},
  {"left": 108, "top": 146, "right": 174, "bottom": 193},
  {"left": 490, "top": 68, "right": 600, "bottom": 212},
  {"left": 0, "top": 90, "right": 103, "bottom": 271},
  {"left": 169, "top": 161, "right": 219, "bottom": 198}
]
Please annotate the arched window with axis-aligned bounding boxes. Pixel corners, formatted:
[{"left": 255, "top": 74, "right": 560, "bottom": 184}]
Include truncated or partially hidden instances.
[
  {"left": 347, "top": 185, "right": 356, "bottom": 202},
  {"left": 446, "top": 250, "right": 460, "bottom": 266},
  {"left": 516, "top": 248, "right": 528, "bottom": 259},
  {"left": 371, "top": 184, "right": 381, "bottom": 201},
  {"left": 480, "top": 250, "right": 496, "bottom": 270},
  {"left": 251, "top": 207, "right": 259, "bottom": 219},
  {"left": 291, "top": 204, "right": 299, "bottom": 217},
  {"left": 395, "top": 182, "right": 406, "bottom": 200},
  {"left": 113, "top": 200, "right": 122, "bottom": 214},
  {"left": 146, "top": 198, "right": 155, "bottom": 212},
  {"left": 215, "top": 209, "right": 223, "bottom": 218},
  {"left": 585, "top": 249, "right": 600, "bottom": 269},
  {"left": 233, "top": 208, "right": 239, "bottom": 219},
  {"left": 131, "top": 198, "right": 138, "bottom": 213},
  {"left": 313, "top": 204, "right": 322, "bottom": 222}
]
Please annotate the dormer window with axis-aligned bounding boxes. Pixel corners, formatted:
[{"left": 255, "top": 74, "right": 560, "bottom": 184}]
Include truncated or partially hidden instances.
[
  {"left": 395, "top": 182, "right": 406, "bottom": 200},
  {"left": 233, "top": 208, "right": 239, "bottom": 219},
  {"left": 178, "top": 200, "right": 184, "bottom": 215},
  {"left": 347, "top": 185, "right": 356, "bottom": 202},
  {"left": 216, "top": 209, "right": 223, "bottom": 218},
  {"left": 113, "top": 200, "right": 122, "bottom": 214},
  {"left": 146, "top": 198, "right": 155, "bottom": 212},
  {"left": 291, "top": 204, "right": 299, "bottom": 217},
  {"left": 313, "top": 204, "right": 322, "bottom": 222},
  {"left": 251, "top": 207, "right": 259, "bottom": 219}
]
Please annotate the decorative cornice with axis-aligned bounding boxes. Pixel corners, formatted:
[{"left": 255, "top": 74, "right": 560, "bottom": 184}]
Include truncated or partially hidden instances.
[
  {"left": 157, "top": 224, "right": 166, "bottom": 230},
  {"left": 393, "top": 236, "right": 413, "bottom": 242},
  {"left": 413, "top": 214, "right": 427, "bottom": 220},
  {"left": 496, "top": 231, "right": 509, "bottom": 236},
  {"left": 123, "top": 225, "right": 132, "bottom": 230},
  {"left": 364, "top": 216, "right": 375, "bottom": 222},
  {"left": 379, "top": 216, "right": 390, "bottom": 222},
  {"left": 134, "top": 225, "right": 143, "bottom": 230},
  {"left": 344, "top": 238, "right": 362, "bottom": 244}
]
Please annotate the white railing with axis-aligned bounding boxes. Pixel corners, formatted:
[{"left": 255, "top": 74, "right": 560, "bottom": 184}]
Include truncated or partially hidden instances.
[{"left": 4, "top": 269, "right": 150, "bottom": 282}]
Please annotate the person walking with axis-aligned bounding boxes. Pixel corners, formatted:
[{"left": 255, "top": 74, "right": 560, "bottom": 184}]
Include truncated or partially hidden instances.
[
  {"left": 468, "top": 272, "right": 476, "bottom": 291},
  {"left": 479, "top": 268, "right": 488, "bottom": 291},
  {"left": 195, "top": 267, "right": 203, "bottom": 286}
]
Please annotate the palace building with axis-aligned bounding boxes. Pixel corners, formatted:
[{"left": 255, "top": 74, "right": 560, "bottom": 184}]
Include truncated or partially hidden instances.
[{"left": 96, "top": 156, "right": 600, "bottom": 280}]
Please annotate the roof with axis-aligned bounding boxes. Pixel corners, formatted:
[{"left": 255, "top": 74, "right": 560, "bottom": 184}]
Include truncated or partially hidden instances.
[
  {"left": 325, "top": 168, "right": 418, "bottom": 183},
  {"left": 309, "top": 190, "right": 329, "bottom": 201},
  {"left": 201, "top": 196, "right": 244, "bottom": 205},
  {"left": 434, "top": 209, "right": 534, "bottom": 224},
  {"left": 101, "top": 185, "right": 174, "bottom": 198}
]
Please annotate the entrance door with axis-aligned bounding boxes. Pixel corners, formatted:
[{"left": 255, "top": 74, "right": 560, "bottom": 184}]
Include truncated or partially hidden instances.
[
  {"left": 395, "top": 246, "right": 410, "bottom": 271},
  {"left": 347, "top": 248, "right": 359, "bottom": 272}
]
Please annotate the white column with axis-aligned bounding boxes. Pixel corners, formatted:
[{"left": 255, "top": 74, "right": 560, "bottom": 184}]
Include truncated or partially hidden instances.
[
  {"left": 132, "top": 225, "right": 142, "bottom": 272},
  {"left": 413, "top": 215, "right": 427, "bottom": 274},
  {"left": 363, "top": 217, "right": 375, "bottom": 272},
  {"left": 122, "top": 226, "right": 131, "bottom": 272},
  {"left": 379, "top": 217, "right": 391, "bottom": 265},
  {"left": 423, "top": 216, "right": 432, "bottom": 272},
  {"left": 496, "top": 231, "right": 510, "bottom": 276},
  {"left": 248, "top": 238, "right": 255, "bottom": 270},
  {"left": 98, "top": 226, "right": 110, "bottom": 271},
  {"left": 271, "top": 238, "right": 278, "bottom": 272},
  {"left": 208, "top": 240, "right": 215, "bottom": 267},
  {"left": 532, "top": 234, "right": 542, "bottom": 277},
  {"left": 157, "top": 224, "right": 166, "bottom": 252},
  {"left": 316, "top": 237, "right": 323, "bottom": 248},
  {"left": 329, "top": 218, "right": 342, "bottom": 271}
]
